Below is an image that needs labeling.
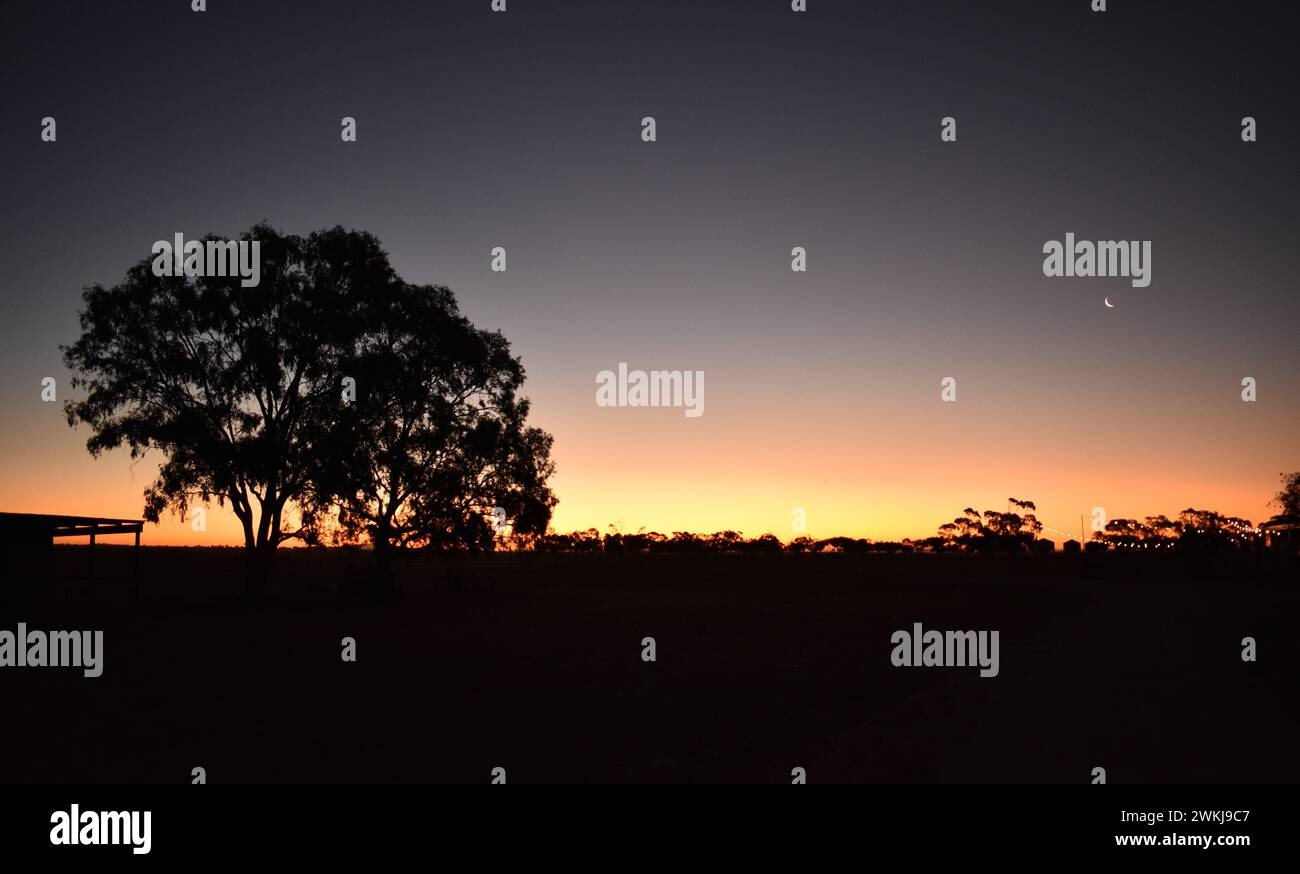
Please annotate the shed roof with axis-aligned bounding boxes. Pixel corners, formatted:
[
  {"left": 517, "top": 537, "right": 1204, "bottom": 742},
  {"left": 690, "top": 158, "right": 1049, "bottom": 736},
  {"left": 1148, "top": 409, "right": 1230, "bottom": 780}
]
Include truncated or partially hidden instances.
[{"left": 0, "top": 512, "right": 144, "bottom": 538}]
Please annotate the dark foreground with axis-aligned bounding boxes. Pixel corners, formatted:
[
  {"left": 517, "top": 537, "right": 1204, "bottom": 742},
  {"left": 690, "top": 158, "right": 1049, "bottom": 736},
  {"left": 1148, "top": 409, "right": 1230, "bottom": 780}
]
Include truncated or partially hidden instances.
[{"left": 2, "top": 547, "right": 1297, "bottom": 783}]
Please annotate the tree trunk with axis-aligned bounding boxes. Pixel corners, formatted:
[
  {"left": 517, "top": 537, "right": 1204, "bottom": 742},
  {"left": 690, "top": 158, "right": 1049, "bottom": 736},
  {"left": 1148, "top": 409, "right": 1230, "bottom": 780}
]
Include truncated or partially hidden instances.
[
  {"left": 372, "top": 523, "right": 397, "bottom": 603},
  {"left": 243, "top": 545, "right": 274, "bottom": 603}
]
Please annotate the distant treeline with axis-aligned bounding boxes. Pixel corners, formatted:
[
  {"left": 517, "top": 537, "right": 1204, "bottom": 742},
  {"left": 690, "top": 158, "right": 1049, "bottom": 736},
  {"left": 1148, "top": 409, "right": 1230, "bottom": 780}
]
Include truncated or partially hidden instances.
[
  {"left": 531, "top": 530, "right": 915, "bottom": 554},
  {"left": 524, "top": 504, "right": 1280, "bottom": 555},
  {"left": 1087, "top": 509, "right": 1258, "bottom": 550}
]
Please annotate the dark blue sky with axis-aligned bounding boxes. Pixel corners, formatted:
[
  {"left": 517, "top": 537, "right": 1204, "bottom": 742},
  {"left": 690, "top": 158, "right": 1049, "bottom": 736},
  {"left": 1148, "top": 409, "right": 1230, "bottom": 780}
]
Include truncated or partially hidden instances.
[{"left": 1, "top": 0, "right": 1296, "bottom": 541}]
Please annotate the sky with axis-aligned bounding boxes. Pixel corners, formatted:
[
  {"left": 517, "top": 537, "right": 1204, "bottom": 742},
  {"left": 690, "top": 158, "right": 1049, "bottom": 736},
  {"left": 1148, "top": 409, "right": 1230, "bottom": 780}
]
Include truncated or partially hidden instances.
[{"left": 0, "top": 0, "right": 1297, "bottom": 546}]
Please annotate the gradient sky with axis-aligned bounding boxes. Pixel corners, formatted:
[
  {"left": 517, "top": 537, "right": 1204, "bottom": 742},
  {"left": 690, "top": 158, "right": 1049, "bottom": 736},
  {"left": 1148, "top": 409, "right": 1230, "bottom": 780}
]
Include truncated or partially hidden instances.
[{"left": 1, "top": 0, "right": 1297, "bottom": 546}]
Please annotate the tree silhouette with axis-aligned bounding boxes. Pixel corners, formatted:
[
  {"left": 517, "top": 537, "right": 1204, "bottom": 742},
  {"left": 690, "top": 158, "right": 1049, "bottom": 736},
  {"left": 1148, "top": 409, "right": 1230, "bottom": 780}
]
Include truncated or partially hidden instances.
[
  {"left": 937, "top": 501, "right": 1042, "bottom": 552},
  {"left": 1272, "top": 471, "right": 1300, "bottom": 517},
  {"left": 1100, "top": 518, "right": 1147, "bottom": 548},
  {"left": 1008, "top": 497, "right": 1036, "bottom": 514},
  {"left": 1176, "top": 508, "right": 1253, "bottom": 551},
  {"left": 63, "top": 224, "right": 387, "bottom": 595},
  {"left": 64, "top": 224, "right": 555, "bottom": 597},
  {"left": 1143, "top": 515, "right": 1179, "bottom": 546},
  {"left": 306, "top": 281, "right": 556, "bottom": 586}
]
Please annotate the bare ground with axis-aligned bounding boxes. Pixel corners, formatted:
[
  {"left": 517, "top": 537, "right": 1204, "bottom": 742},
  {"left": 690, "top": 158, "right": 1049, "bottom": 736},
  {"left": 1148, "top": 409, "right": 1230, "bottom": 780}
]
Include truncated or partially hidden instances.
[{"left": 2, "top": 548, "right": 1296, "bottom": 783}]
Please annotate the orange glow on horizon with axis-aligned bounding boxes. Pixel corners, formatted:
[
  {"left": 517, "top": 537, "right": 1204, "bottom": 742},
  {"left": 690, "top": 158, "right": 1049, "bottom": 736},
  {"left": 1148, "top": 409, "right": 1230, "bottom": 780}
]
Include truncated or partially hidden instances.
[{"left": 4, "top": 395, "right": 1290, "bottom": 548}]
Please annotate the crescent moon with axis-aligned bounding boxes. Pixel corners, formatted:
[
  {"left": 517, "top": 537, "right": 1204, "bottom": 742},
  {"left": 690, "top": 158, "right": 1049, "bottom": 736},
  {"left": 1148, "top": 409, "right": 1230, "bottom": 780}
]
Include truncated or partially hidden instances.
[{"left": 1104, "top": 297, "right": 1115, "bottom": 308}]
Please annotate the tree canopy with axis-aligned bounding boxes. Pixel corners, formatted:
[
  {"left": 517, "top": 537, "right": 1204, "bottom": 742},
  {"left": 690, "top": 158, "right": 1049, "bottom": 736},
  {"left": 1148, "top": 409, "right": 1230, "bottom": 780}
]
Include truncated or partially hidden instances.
[
  {"left": 63, "top": 224, "right": 555, "bottom": 593},
  {"left": 305, "top": 281, "right": 556, "bottom": 559},
  {"left": 1272, "top": 471, "right": 1300, "bottom": 518}
]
